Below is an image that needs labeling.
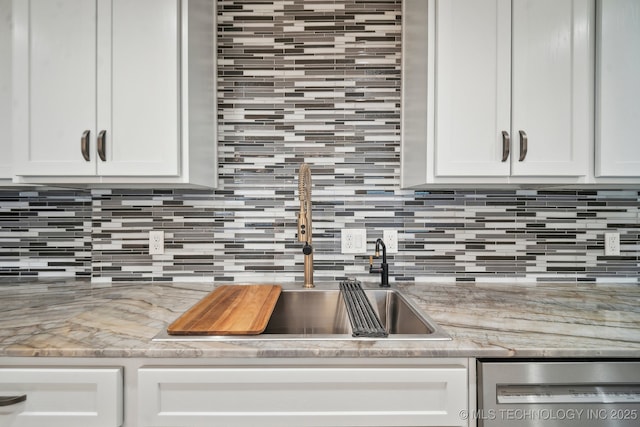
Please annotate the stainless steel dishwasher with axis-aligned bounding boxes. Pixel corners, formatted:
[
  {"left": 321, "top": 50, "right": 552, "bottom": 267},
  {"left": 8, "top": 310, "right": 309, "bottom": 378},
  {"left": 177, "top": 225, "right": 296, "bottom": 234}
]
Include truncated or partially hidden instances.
[{"left": 477, "top": 360, "right": 640, "bottom": 427}]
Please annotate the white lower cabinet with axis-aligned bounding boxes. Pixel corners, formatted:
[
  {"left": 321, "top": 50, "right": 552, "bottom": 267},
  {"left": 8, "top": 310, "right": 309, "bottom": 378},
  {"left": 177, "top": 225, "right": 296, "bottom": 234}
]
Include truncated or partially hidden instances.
[
  {"left": 0, "top": 358, "right": 470, "bottom": 427},
  {"left": 138, "top": 360, "right": 469, "bottom": 427},
  {"left": 0, "top": 367, "right": 123, "bottom": 427}
]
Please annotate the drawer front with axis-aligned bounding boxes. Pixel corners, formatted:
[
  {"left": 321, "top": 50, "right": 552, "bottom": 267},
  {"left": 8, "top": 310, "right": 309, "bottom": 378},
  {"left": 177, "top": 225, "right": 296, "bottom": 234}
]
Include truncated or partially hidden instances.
[
  {"left": 0, "top": 367, "right": 123, "bottom": 427},
  {"left": 139, "top": 366, "right": 468, "bottom": 426}
]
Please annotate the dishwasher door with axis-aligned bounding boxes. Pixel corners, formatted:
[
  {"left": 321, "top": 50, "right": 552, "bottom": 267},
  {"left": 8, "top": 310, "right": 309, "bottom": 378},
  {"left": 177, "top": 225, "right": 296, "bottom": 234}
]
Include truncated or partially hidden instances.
[{"left": 477, "top": 360, "right": 640, "bottom": 427}]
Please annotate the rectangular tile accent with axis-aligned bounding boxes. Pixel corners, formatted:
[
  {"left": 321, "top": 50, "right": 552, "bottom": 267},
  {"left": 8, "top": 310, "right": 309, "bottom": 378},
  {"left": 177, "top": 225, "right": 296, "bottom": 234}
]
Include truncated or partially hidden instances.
[
  {"left": 0, "top": 1, "right": 638, "bottom": 284},
  {"left": 0, "top": 189, "right": 91, "bottom": 278}
]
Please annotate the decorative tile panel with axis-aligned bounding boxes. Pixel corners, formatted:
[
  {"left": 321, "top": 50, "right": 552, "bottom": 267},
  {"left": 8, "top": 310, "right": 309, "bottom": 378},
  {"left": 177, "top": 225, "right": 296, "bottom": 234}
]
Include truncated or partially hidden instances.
[{"left": 0, "top": 189, "right": 91, "bottom": 278}]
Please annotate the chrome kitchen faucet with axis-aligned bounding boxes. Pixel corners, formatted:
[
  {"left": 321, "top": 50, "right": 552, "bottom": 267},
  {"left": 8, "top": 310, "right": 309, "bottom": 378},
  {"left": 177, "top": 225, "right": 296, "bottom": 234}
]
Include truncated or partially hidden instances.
[{"left": 297, "top": 163, "right": 314, "bottom": 288}]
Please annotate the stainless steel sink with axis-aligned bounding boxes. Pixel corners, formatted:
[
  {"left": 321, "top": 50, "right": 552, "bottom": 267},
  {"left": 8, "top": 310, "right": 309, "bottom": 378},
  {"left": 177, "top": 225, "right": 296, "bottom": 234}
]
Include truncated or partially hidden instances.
[
  {"left": 263, "top": 289, "right": 351, "bottom": 335},
  {"left": 154, "top": 288, "right": 451, "bottom": 341}
]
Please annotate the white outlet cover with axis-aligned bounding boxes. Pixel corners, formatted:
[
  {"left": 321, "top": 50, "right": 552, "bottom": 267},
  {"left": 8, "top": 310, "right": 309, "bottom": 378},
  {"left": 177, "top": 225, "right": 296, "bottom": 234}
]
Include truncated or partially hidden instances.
[
  {"left": 383, "top": 229, "right": 398, "bottom": 254},
  {"left": 149, "top": 230, "right": 165, "bottom": 255},
  {"left": 604, "top": 232, "right": 620, "bottom": 256},
  {"left": 341, "top": 229, "right": 367, "bottom": 254}
]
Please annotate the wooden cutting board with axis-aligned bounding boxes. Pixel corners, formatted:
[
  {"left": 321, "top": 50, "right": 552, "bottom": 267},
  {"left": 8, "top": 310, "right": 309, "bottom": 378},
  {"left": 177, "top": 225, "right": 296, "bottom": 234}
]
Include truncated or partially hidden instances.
[{"left": 167, "top": 285, "right": 282, "bottom": 335}]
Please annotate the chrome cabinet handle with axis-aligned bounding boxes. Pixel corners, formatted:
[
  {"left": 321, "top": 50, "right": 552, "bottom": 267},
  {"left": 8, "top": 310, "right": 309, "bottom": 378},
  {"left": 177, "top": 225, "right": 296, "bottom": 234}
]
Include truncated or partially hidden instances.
[
  {"left": 519, "top": 130, "right": 528, "bottom": 161},
  {"left": 0, "top": 395, "right": 27, "bottom": 407},
  {"left": 501, "top": 131, "right": 510, "bottom": 162},
  {"left": 97, "top": 130, "right": 107, "bottom": 161},
  {"left": 81, "top": 130, "right": 91, "bottom": 161}
]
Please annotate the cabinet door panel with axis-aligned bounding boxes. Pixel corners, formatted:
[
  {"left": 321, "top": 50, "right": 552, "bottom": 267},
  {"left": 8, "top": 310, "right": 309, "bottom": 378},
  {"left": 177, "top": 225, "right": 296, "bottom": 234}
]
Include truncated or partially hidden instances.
[
  {"left": 139, "top": 366, "right": 468, "bottom": 426},
  {"left": 1, "top": 0, "right": 11, "bottom": 178},
  {"left": 435, "top": 0, "right": 511, "bottom": 177},
  {"left": 510, "top": 0, "right": 592, "bottom": 177},
  {"left": 13, "top": 0, "right": 97, "bottom": 176},
  {"left": 97, "top": 0, "right": 180, "bottom": 176},
  {"left": 596, "top": 0, "right": 640, "bottom": 177},
  {"left": 0, "top": 367, "right": 123, "bottom": 427}
]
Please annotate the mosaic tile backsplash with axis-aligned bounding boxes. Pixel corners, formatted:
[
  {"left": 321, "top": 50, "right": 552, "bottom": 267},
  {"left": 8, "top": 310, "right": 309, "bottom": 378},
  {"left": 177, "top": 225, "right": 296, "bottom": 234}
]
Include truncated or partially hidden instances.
[{"left": 1, "top": 0, "right": 639, "bottom": 284}]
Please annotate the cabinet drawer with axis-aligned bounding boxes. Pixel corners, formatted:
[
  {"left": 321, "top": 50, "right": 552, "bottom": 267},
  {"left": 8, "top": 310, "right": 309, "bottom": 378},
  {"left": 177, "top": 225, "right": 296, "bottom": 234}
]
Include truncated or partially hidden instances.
[
  {"left": 0, "top": 367, "right": 123, "bottom": 427},
  {"left": 139, "top": 365, "right": 468, "bottom": 426}
]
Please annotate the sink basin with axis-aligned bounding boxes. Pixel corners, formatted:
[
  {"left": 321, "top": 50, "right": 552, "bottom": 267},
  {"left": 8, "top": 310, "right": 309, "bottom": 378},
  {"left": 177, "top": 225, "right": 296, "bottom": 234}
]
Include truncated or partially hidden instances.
[
  {"left": 263, "top": 289, "right": 351, "bottom": 335},
  {"left": 154, "top": 288, "right": 451, "bottom": 341}
]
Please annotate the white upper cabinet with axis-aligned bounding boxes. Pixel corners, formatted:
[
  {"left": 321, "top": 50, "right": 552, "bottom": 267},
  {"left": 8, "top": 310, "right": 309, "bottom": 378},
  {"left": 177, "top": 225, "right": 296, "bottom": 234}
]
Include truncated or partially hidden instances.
[
  {"left": 12, "top": 0, "right": 217, "bottom": 187},
  {"left": 402, "top": 0, "right": 595, "bottom": 187},
  {"left": 595, "top": 0, "right": 640, "bottom": 178},
  {"left": 510, "top": 0, "right": 592, "bottom": 177},
  {"left": 434, "top": 0, "right": 512, "bottom": 178},
  {"left": 13, "top": 0, "right": 98, "bottom": 177},
  {"left": 97, "top": 0, "right": 181, "bottom": 177},
  {"left": 0, "top": 0, "right": 11, "bottom": 181}
]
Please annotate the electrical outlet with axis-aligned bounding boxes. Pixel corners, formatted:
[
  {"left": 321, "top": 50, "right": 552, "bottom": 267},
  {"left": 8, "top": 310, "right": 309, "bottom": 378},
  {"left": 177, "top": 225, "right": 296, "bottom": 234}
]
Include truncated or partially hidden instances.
[
  {"left": 149, "top": 230, "right": 165, "bottom": 255},
  {"left": 383, "top": 229, "right": 398, "bottom": 254},
  {"left": 341, "top": 229, "right": 367, "bottom": 254},
  {"left": 604, "top": 232, "right": 620, "bottom": 256}
]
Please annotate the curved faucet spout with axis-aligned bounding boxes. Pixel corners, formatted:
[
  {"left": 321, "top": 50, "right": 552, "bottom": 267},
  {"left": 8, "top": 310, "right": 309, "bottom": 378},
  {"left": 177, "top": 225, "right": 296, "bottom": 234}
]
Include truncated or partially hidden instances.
[
  {"left": 298, "top": 164, "right": 314, "bottom": 288},
  {"left": 370, "top": 238, "right": 390, "bottom": 287}
]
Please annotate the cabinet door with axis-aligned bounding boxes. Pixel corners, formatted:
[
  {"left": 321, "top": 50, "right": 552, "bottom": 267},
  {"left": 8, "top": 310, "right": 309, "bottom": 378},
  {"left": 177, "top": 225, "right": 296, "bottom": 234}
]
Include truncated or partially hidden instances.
[
  {"left": 596, "top": 0, "right": 640, "bottom": 177},
  {"left": 12, "top": 0, "right": 98, "bottom": 176},
  {"left": 0, "top": 367, "right": 123, "bottom": 427},
  {"left": 510, "top": 0, "right": 592, "bottom": 177},
  {"left": 96, "top": 0, "right": 180, "bottom": 177},
  {"left": 139, "top": 366, "right": 468, "bottom": 426},
  {"left": 1, "top": 0, "right": 11, "bottom": 179},
  {"left": 435, "top": 0, "right": 512, "bottom": 177}
]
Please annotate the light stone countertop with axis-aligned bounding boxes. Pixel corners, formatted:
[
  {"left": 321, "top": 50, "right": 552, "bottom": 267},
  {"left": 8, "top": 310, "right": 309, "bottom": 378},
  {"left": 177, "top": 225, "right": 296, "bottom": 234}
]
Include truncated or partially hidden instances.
[{"left": 0, "top": 280, "right": 638, "bottom": 359}]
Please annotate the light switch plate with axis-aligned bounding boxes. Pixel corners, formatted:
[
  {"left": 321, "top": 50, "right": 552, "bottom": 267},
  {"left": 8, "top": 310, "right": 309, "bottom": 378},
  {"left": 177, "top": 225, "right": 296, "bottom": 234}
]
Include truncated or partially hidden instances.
[{"left": 341, "top": 229, "right": 367, "bottom": 254}]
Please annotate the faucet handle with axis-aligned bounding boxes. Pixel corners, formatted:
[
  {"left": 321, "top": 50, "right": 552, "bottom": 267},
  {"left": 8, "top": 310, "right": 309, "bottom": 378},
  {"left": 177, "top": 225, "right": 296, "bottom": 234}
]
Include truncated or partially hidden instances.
[{"left": 297, "top": 212, "right": 308, "bottom": 242}]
